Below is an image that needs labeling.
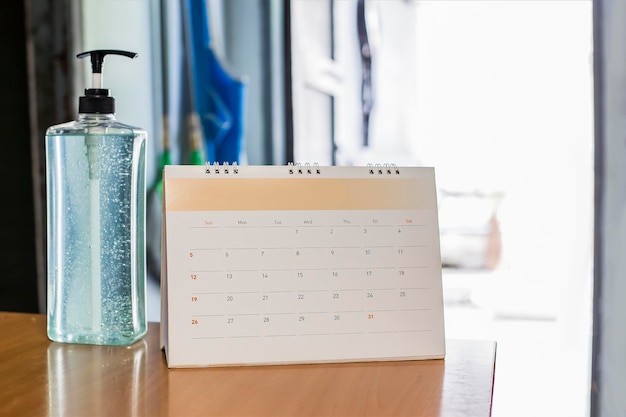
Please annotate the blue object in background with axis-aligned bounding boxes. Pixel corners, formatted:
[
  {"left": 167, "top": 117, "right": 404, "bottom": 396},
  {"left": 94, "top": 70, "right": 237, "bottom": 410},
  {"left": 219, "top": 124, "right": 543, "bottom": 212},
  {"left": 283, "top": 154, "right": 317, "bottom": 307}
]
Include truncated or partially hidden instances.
[{"left": 185, "top": 0, "right": 246, "bottom": 164}]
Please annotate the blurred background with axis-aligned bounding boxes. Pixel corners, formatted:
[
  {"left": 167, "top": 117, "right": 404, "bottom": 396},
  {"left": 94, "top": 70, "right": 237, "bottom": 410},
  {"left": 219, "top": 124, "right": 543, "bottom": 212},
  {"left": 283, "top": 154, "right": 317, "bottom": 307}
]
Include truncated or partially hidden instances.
[{"left": 4, "top": 1, "right": 594, "bottom": 416}]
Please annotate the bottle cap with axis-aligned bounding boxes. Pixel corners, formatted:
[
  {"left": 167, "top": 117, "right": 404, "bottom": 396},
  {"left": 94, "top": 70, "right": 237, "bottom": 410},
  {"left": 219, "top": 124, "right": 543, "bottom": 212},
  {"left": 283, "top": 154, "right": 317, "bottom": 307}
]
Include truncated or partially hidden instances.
[{"left": 77, "top": 50, "right": 138, "bottom": 114}]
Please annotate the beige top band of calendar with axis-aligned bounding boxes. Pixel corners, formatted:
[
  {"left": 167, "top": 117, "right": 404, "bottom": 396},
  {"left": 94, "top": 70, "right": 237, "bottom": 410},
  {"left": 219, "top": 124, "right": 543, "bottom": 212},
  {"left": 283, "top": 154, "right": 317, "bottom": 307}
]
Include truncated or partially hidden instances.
[{"left": 164, "top": 178, "right": 435, "bottom": 211}]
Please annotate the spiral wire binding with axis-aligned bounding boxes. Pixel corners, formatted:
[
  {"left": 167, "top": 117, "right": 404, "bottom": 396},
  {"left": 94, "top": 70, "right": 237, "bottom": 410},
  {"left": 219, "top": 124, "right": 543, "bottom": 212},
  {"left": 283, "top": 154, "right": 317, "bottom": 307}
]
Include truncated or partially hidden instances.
[
  {"left": 288, "top": 162, "right": 321, "bottom": 175},
  {"left": 204, "top": 162, "right": 398, "bottom": 175},
  {"left": 205, "top": 161, "right": 239, "bottom": 174},
  {"left": 367, "top": 163, "right": 400, "bottom": 175}
]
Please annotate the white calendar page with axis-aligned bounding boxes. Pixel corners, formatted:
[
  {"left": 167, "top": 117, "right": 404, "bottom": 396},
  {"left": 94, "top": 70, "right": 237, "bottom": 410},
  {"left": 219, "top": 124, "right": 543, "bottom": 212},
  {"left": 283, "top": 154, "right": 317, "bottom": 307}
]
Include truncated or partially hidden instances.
[{"left": 161, "top": 165, "right": 445, "bottom": 368}]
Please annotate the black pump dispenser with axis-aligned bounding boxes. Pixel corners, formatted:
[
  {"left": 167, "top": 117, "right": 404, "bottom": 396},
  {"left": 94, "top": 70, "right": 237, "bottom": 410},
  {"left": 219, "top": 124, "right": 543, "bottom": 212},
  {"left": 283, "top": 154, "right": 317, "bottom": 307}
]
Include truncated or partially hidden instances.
[{"left": 77, "top": 50, "right": 138, "bottom": 114}]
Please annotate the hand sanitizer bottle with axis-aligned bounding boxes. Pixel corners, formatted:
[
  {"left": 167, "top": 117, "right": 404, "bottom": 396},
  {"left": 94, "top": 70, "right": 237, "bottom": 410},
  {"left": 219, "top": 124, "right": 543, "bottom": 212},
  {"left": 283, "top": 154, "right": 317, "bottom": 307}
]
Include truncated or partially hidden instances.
[{"left": 46, "top": 49, "right": 147, "bottom": 346}]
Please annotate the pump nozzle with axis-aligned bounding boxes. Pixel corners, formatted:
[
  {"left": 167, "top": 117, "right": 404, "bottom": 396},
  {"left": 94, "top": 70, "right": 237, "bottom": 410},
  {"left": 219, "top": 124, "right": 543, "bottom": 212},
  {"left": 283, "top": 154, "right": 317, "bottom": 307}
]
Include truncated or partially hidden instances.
[
  {"left": 77, "top": 49, "right": 138, "bottom": 89},
  {"left": 77, "top": 49, "right": 138, "bottom": 114}
]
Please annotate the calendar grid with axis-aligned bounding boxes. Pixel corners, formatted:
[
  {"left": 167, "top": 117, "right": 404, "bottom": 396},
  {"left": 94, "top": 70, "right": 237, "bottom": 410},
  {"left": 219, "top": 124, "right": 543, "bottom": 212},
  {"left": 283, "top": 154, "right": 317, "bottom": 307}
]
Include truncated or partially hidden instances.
[{"left": 163, "top": 166, "right": 445, "bottom": 367}]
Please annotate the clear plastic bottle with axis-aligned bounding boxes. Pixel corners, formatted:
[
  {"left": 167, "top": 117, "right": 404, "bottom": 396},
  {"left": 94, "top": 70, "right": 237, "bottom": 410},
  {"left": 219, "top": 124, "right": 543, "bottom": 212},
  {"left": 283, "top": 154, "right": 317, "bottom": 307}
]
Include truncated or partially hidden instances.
[{"left": 46, "top": 50, "right": 147, "bottom": 346}]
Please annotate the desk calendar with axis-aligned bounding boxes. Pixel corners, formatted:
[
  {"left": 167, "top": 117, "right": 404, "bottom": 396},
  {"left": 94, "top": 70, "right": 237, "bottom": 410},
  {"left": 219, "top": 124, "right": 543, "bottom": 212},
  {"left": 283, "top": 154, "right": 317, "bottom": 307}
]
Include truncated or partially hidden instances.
[{"left": 160, "top": 164, "right": 446, "bottom": 368}]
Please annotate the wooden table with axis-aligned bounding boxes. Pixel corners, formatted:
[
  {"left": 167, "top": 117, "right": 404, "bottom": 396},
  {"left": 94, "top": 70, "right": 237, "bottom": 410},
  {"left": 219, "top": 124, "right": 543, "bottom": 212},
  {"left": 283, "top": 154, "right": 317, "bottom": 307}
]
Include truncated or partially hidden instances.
[{"left": 0, "top": 312, "right": 495, "bottom": 416}]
